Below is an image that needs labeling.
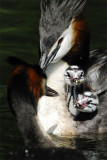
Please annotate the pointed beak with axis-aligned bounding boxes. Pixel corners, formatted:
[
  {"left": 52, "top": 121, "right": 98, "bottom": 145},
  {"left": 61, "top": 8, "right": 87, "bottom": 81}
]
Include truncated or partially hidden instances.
[
  {"left": 45, "top": 85, "right": 59, "bottom": 97},
  {"left": 40, "top": 44, "right": 60, "bottom": 71}
]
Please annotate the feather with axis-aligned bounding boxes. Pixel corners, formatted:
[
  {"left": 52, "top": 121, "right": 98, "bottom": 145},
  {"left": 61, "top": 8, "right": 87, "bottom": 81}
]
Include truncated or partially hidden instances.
[
  {"left": 40, "top": 0, "right": 87, "bottom": 20},
  {"left": 86, "top": 49, "right": 107, "bottom": 95},
  {"left": 39, "top": 0, "right": 87, "bottom": 56}
]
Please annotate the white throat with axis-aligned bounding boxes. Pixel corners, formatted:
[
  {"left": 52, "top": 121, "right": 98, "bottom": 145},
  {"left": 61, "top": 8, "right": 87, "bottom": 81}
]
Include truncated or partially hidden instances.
[{"left": 50, "top": 24, "right": 73, "bottom": 63}]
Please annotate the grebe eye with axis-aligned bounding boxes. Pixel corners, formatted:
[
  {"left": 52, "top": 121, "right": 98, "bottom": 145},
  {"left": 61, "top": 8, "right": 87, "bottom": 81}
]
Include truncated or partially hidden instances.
[{"left": 58, "top": 37, "right": 63, "bottom": 44}]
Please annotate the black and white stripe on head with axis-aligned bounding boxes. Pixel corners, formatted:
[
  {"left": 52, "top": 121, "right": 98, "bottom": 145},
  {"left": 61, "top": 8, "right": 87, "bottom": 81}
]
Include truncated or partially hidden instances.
[
  {"left": 64, "top": 65, "right": 84, "bottom": 86},
  {"left": 76, "top": 91, "right": 99, "bottom": 113},
  {"left": 39, "top": 0, "right": 88, "bottom": 68}
]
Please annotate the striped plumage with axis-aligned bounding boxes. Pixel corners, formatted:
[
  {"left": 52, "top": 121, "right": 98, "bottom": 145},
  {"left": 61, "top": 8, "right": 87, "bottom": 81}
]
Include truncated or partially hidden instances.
[{"left": 64, "top": 65, "right": 99, "bottom": 116}]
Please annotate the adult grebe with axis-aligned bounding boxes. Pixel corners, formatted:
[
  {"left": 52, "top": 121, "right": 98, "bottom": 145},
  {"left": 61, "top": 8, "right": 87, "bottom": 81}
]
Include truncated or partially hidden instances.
[
  {"left": 7, "top": 57, "right": 86, "bottom": 160},
  {"left": 38, "top": 0, "right": 107, "bottom": 135},
  {"left": 7, "top": 57, "right": 58, "bottom": 148},
  {"left": 38, "top": 0, "right": 89, "bottom": 135}
]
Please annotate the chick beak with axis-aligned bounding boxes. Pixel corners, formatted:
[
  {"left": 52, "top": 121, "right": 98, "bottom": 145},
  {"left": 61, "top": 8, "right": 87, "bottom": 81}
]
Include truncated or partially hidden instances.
[
  {"left": 45, "top": 85, "right": 59, "bottom": 97},
  {"left": 40, "top": 44, "right": 60, "bottom": 72}
]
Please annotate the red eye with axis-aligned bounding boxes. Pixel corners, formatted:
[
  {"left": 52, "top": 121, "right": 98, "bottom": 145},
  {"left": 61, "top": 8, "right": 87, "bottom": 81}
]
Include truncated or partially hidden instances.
[{"left": 58, "top": 37, "right": 63, "bottom": 44}]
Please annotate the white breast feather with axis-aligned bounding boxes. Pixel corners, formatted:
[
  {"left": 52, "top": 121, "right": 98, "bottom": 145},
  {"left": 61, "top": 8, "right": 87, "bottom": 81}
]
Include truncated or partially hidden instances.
[{"left": 37, "top": 60, "right": 77, "bottom": 136}]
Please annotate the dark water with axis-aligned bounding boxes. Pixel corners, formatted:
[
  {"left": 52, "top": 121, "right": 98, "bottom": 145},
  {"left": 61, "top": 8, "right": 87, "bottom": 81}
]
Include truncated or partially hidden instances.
[{"left": 0, "top": 0, "right": 107, "bottom": 160}]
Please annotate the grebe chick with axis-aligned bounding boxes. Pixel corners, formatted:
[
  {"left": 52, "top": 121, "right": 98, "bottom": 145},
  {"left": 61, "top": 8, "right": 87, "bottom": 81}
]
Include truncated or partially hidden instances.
[{"left": 64, "top": 65, "right": 99, "bottom": 116}]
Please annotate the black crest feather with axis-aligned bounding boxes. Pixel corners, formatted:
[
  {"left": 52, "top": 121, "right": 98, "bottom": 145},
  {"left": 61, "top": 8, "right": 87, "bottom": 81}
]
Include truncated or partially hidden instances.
[{"left": 39, "top": 0, "right": 87, "bottom": 55}]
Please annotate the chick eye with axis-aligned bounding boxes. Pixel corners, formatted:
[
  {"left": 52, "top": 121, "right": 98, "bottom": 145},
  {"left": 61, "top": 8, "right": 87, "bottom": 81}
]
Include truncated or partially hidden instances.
[{"left": 58, "top": 37, "right": 63, "bottom": 44}]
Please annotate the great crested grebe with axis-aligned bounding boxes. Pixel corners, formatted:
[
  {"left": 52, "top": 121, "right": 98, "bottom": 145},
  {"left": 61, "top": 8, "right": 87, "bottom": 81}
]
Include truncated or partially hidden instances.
[
  {"left": 38, "top": 0, "right": 89, "bottom": 135},
  {"left": 38, "top": 0, "right": 107, "bottom": 135},
  {"left": 7, "top": 56, "right": 58, "bottom": 148},
  {"left": 7, "top": 57, "right": 86, "bottom": 160}
]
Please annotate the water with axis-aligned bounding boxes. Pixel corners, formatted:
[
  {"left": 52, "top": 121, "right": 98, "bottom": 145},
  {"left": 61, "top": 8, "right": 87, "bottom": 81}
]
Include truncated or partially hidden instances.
[
  {"left": 52, "top": 134, "right": 107, "bottom": 160},
  {"left": 0, "top": 105, "right": 107, "bottom": 160},
  {"left": 0, "top": 0, "right": 107, "bottom": 160}
]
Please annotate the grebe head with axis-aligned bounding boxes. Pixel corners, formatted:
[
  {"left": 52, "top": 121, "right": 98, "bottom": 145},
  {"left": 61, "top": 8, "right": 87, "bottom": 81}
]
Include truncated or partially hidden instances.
[
  {"left": 7, "top": 56, "right": 59, "bottom": 114},
  {"left": 76, "top": 91, "right": 99, "bottom": 113},
  {"left": 39, "top": 0, "right": 87, "bottom": 70},
  {"left": 64, "top": 65, "right": 84, "bottom": 86}
]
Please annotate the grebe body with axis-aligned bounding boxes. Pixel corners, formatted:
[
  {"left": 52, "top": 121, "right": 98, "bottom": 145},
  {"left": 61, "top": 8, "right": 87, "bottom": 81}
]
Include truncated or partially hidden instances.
[
  {"left": 7, "top": 57, "right": 86, "bottom": 160},
  {"left": 38, "top": 50, "right": 107, "bottom": 136},
  {"left": 38, "top": 60, "right": 77, "bottom": 136}
]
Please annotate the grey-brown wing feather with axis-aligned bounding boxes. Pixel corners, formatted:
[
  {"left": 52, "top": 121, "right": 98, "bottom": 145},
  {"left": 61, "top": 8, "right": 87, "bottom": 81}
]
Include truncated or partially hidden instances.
[{"left": 85, "top": 49, "right": 107, "bottom": 95}]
